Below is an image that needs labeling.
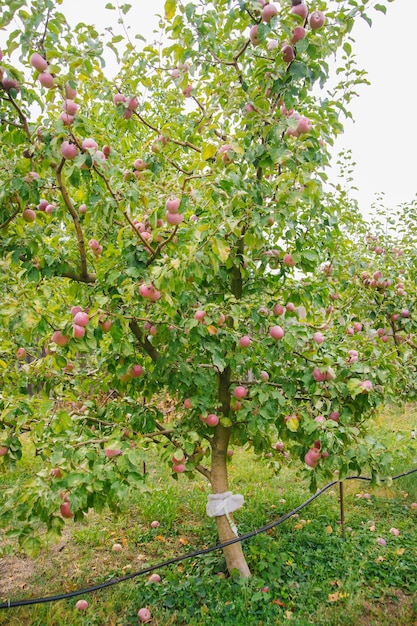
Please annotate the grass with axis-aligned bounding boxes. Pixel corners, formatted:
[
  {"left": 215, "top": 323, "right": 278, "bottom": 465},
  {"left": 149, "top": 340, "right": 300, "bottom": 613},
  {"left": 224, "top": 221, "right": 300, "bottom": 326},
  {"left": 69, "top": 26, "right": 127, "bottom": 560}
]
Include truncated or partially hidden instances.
[{"left": 0, "top": 405, "right": 417, "bottom": 625}]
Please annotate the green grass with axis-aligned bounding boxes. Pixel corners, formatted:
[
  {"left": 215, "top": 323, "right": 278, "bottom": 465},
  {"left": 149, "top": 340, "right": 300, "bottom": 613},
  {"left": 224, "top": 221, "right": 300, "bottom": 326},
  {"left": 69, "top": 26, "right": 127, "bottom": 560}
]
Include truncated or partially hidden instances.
[{"left": 0, "top": 405, "right": 417, "bottom": 625}]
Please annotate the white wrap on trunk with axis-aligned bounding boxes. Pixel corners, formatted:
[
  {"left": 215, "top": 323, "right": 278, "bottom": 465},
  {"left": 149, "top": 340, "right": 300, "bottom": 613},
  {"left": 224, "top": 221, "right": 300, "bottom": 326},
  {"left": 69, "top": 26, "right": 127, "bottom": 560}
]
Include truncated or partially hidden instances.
[{"left": 206, "top": 491, "right": 244, "bottom": 536}]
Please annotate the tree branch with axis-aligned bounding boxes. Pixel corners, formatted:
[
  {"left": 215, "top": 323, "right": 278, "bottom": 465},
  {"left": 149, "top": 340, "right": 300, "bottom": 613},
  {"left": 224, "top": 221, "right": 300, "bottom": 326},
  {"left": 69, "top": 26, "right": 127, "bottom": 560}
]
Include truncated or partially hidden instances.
[{"left": 129, "top": 319, "right": 161, "bottom": 361}]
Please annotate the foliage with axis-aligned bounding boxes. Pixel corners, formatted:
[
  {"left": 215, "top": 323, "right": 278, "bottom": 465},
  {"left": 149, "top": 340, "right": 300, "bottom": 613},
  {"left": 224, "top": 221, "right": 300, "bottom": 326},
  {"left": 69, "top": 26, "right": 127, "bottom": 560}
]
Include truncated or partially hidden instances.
[{"left": 0, "top": 0, "right": 416, "bottom": 575}]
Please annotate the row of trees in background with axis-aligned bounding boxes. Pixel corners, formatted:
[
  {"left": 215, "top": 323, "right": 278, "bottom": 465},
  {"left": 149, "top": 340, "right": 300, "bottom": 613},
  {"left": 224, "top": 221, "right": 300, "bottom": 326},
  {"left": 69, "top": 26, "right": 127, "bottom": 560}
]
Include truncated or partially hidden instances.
[{"left": 0, "top": 0, "right": 416, "bottom": 576}]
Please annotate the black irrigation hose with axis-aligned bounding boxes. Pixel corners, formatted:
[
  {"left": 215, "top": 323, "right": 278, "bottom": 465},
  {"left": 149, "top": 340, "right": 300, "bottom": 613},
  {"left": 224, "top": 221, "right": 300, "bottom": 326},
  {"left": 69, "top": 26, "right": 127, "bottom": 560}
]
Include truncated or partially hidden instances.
[{"left": 1, "top": 467, "right": 417, "bottom": 610}]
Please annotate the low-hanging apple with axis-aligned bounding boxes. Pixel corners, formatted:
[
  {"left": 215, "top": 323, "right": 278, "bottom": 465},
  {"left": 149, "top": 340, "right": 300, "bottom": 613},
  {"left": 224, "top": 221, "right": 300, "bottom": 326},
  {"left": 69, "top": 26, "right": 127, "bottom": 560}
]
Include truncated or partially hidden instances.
[
  {"left": 60, "top": 501, "right": 73, "bottom": 518},
  {"left": 309, "top": 10, "right": 325, "bottom": 30},
  {"left": 38, "top": 72, "right": 54, "bottom": 88},
  {"left": 30, "top": 52, "right": 48, "bottom": 71},
  {"left": 234, "top": 385, "right": 247, "bottom": 399},
  {"left": 207, "top": 413, "right": 219, "bottom": 426},
  {"left": 73, "top": 311, "right": 89, "bottom": 327},
  {"left": 270, "top": 325, "right": 284, "bottom": 340}
]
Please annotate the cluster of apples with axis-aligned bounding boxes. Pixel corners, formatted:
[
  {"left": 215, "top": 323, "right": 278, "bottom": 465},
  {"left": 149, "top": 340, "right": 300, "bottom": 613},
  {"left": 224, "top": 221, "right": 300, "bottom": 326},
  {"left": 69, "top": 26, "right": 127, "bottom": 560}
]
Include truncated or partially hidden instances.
[
  {"left": 250, "top": 1, "right": 325, "bottom": 67},
  {"left": 61, "top": 137, "right": 109, "bottom": 164},
  {"left": 89, "top": 238, "right": 103, "bottom": 258},
  {"left": 30, "top": 52, "right": 55, "bottom": 89},
  {"left": 139, "top": 283, "right": 161, "bottom": 302},
  {"left": 71, "top": 306, "right": 90, "bottom": 339},
  {"left": 113, "top": 91, "right": 139, "bottom": 119},
  {"left": 165, "top": 195, "right": 184, "bottom": 225}
]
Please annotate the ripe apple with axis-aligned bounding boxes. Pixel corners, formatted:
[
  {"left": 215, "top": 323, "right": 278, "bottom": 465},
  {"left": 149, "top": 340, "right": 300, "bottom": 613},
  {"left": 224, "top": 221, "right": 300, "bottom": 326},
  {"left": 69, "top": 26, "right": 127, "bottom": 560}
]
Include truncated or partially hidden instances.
[
  {"left": 234, "top": 386, "right": 247, "bottom": 399},
  {"left": 60, "top": 112, "right": 74, "bottom": 126},
  {"left": 313, "top": 332, "right": 324, "bottom": 345},
  {"left": 274, "top": 303, "right": 284, "bottom": 316},
  {"left": 148, "top": 573, "right": 161, "bottom": 583},
  {"left": 82, "top": 138, "right": 98, "bottom": 151},
  {"left": 73, "top": 324, "right": 85, "bottom": 339},
  {"left": 292, "top": 26, "right": 306, "bottom": 43},
  {"left": 113, "top": 93, "right": 126, "bottom": 104},
  {"left": 359, "top": 379, "right": 373, "bottom": 393},
  {"left": 22, "top": 208, "right": 36, "bottom": 223},
  {"left": 270, "top": 325, "right": 284, "bottom": 339},
  {"left": 183, "top": 398, "right": 192, "bottom": 409},
  {"left": 262, "top": 3, "right": 278, "bottom": 22},
  {"left": 50, "top": 468, "right": 62, "bottom": 478},
  {"left": 304, "top": 447, "right": 321, "bottom": 468},
  {"left": 138, "top": 608, "right": 151, "bottom": 623},
  {"left": 239, "top": 335, "right": 251, "bottom": 348},
  {"left": 282, "top": 44, "right": 295, "bottom": 63},
  {"left": 296, "top": 116, "right": 312, "bottom": 134},
  {"left": 130, "top": 365, "right": 143, "bottom": 378},
  {"left": 105, "top": 448, "right": 122, "bottom": 459},
  {"left": 286, "top": 302, "right": 296, "bottom": 312},
  {"left": 353, "top": 322, "right": 362, "bottom": 332},
  {"left": 123, "top": 108, "right": 133, "bottom": 119},
  {"left": 329, "top": 411, "right": 340, "bottom": 423},
  {"left": 249, "top": 25, "right": 260, "bottom": 45},
  {"left": 312, "top": 368, "right": 325, "bottom": 382},
  {"left": 172, "top": 463, "right": 186, "bottom": 473},
  {"left": 112, "top": 543, "right": 123, "bottom": 552},
  {"left": 166, "top": 196, "right": 181, "bottom": 213},
  {"left": 52, "top": 330, "right": 69, "bottom": 346},
  {"left": 309, "top": 10, "right": 325, "bottom": 30},
  {"left": 38, "top": 72, "right": 54, "bottom": 88},
  {"left": 166, "top": 212, "right": 184, "bottom": 225},
  {"left": 65, "top": 83, "right": 77, "bottom": 99},
  {"left": 401, "top": 309, "right": 410, "bottom": 318},
  {"left": 30, "top": 52, "right": 48, "bottom": 71},
  {"left": 182, "top": 84, "right": 193, "bottom": 97},
  {"left": 62, "top": 99, "right": 78, "bottom": 115},
  {"left": 194, "top": 310, "right": 206, "bottom": 322},
  {"left": 16, "top": 347, "right": 27, "bottom": 359},
  {"left": 150, "top": 520, "right": 160, "bottom": 529},
  {"left": 128, "top": 96, "right": 139, "bottom": 110},
  {"left": 260, "top": 370, "right": 269, "bottom": 382},
  {"left": 60, "top": 501, "right": 73, "bottom": 518},
  {"left": 0, "top": 447, "right": 8, "bottom": 457},
  {"left": 73, "top": 311, "right": 89, "bottom": 327},
  {"left": 2, "top": 77, "right": 20, "bottom": 92},
  {"left": 61, "top": 141, "right": 78, "bottom": 160},
  {"left": 207, "top": 413, "right": 219, "bottom": 426},
  {"left": 75, "top": 599, "right": 89, "bottom": 611},
  {"left": 291, "top": 2, "right": 308, "bottom": 19},
  {"left": 274, "top": 441, "right": 284, "bottom": 451}
]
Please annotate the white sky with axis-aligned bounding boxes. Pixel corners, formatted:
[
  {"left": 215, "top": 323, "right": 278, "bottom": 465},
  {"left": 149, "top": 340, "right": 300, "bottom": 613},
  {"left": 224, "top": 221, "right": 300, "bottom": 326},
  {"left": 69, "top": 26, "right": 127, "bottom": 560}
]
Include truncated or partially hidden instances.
[{"left": 10, "top": 1, "right": 417, "bottom": 215}]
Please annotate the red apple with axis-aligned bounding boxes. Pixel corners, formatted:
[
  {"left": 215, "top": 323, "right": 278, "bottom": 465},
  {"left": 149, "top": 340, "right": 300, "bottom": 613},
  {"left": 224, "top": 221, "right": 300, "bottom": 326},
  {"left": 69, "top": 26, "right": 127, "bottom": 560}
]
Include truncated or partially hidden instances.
[
  {"left": 73, "top": 311, "right": 89, "bottom": 327},
  {"left": 309, "top": 10, "right": 325, "bottom": 30},
  {"left": 172, "top": 463, "right": 186, "bottom": 473},
  {"left": 82, "top": 138, "right": 98, "bottom": 151},
  {"left": 239, "top": 335, "right": 251, "bottom": 348},
  {"left": 207, "top": 413, "right": 219, "bottom": 427},
  {"left": 274, "top": 303, "right": 284, "bottom": 315},
  {"left": 30, "top": 52, "right": 48, "bottom": 72},
  {"left": 137, "top": 608, "right": 151, "bottom": 623},
  {"left": 262, "top": 3, "right": 278, "bottom": 22},
  {"left": 75, "top": 600, "right": 88, "bottom": 611},
  {"left": 183, "top": 398, "right": 192, "bottom": 409},
  {"left": 234, "top": 385, "right": 247, "bottom": 399},
  {"left": 260, "top": 370, "right": 269, "bottom": 382},
  {"left": 22, "top": 208, "right": 36, "bottom": 223},
  {"left": 194, "top": 310, "right": 206, "bottom": 322},
  {"left": 0, "top": 447, "right": 8, "bottom": 457},
  {"left": 166, "top": 211, "right": 184, "bottom": 225},
  {"left": 62, "top": 99, "right": 78, "bottom": 115},
  {"left": 105, "top": 448, "right": 122, "bottom": 458},
  {"left": 148, "top": 573, "right": 161, "bottom": 583},
  {"left": 313, "top": 332, "right": 324, "bottom": 345},
  {"left": 291, "top": 3, "right": 308, "bottom": 20},
  {"left": 50, "top": 468, "right": 62, "bottom": 478},
  {"left": 304, "top": 447, "right": 321, "bottom": 468},
  {"left": 128, "top": 96, "right": 139, "bottom": 110},
  {"left": 292, "top": 26, "right": 306, "bottom": 43},
  {"left": 312, "top": 368, "right": 325, "bottom": 382},
  {"left": 61, "top": 141, "right": 78, "bottom": 160},
  {"left": 52, "top": 331, "right": 69, "bottom": 346},
  {"left": 65, "top": 83, "right": 78, "bottom": 99},
  {"left": 282, "top": 44, "right": 295, "bottom": 63},
  {"left": 166, "top": 196, "right": 181, "bottom": 213},
  {"left": 130, "top": 364, "right": 143, "bottom": 378},
  {"left": 112, "top": 543, "right": 123, "bottom": 552},
  {"left": 150, "top": 520, "right": 160, "bottom": 529},
  {"left": 329, "top": 411, "right": 340, "bottom": 423},
  {"left": 38, "top": 72, "right": 54, "bottom": 88},
  {"left": 73, "top": 324, "right": 85, "bottom": 339},
  {"left": 16, "top": 347, "right": 26, "bottom": 359},
  {"left": 270, "top": 325, "right": 284, "bottom": 340},
  {"left": 249, "top": 25, "right": 260, "bottom": 45},
  {"left": 60, "top": 501, "right": 73, "bottom": 518}
]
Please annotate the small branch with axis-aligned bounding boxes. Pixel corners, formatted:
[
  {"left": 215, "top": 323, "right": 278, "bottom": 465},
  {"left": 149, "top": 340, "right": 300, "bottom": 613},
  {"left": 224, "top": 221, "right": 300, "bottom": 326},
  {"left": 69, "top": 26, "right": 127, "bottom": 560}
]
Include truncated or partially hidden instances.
[
  {"left": 0, "top": 117, "right": 25, "bottom": 130},
  {"left": 54, "top": 160, "right": 90, "bottom": 280},
  {"left": 0, "top": 206, "right": 21, "bottom": 230},
  {"left": 73, "top": 437, "right": 110, "bottom": 449},
  {"left": 2, "top": 92, "right": 31, "bottom": 140},
  {"left": 39, "top": 8, "right": 51, "bottom": 51},
  {"left": 61, "top": 270, "right": 97, "bottom": 283},
  {"left": 147, "top": 225, "right": 178, "bottom": 265},
  {"left": 135, "top": 112, "right": 201, "bottom": 153},
  {"left": 129, "top": 319, "right": 161, "bottom": 361}
]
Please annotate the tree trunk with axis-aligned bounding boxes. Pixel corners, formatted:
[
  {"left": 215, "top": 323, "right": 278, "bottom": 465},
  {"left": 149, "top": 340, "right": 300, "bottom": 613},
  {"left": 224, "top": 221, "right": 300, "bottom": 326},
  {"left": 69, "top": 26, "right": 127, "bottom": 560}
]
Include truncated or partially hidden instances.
[
  {"left": 210, "top": 367, "right": 251, "bottom": 577},
  {"left": 210, "top": 425, "right": 251, "bottom": 577}
]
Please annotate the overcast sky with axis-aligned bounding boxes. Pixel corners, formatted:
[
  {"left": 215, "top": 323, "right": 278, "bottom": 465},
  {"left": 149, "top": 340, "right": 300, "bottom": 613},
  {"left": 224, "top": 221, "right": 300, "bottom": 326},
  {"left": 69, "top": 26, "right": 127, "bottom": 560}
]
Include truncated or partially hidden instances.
[{"left": 14, "top": 1, "right": 417, "bottom": 216}]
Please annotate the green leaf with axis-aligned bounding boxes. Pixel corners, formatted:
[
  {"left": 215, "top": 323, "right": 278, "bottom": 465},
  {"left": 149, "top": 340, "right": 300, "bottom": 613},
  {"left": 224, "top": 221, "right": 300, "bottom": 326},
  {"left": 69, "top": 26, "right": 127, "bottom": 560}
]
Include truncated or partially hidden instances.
[
  {"left": 201, "top": 144, "right": 217, "bottom": 161},
  {"left": 165, "top": 0, "right": 176, "bottom": 20},
  {"left": 374, "top": 4, "right": 387, "bottom": 13}
]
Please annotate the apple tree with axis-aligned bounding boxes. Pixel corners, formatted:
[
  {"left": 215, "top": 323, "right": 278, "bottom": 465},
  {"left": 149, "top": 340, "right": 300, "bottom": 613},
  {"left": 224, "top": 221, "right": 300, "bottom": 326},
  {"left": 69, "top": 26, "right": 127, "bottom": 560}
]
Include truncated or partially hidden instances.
[{"left": 0, "top": 0, "right": 409, "bottom": 576}]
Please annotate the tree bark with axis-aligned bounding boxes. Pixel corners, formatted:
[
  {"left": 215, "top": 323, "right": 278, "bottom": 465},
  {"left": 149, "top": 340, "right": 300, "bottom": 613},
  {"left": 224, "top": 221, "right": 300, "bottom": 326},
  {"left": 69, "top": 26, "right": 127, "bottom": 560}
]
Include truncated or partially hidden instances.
[
  {"left": 210, "top": 425, "right": 251, "bottom": 577},
  {"left": 209, "top": 366, "right": 251, "bottom": 577}
]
